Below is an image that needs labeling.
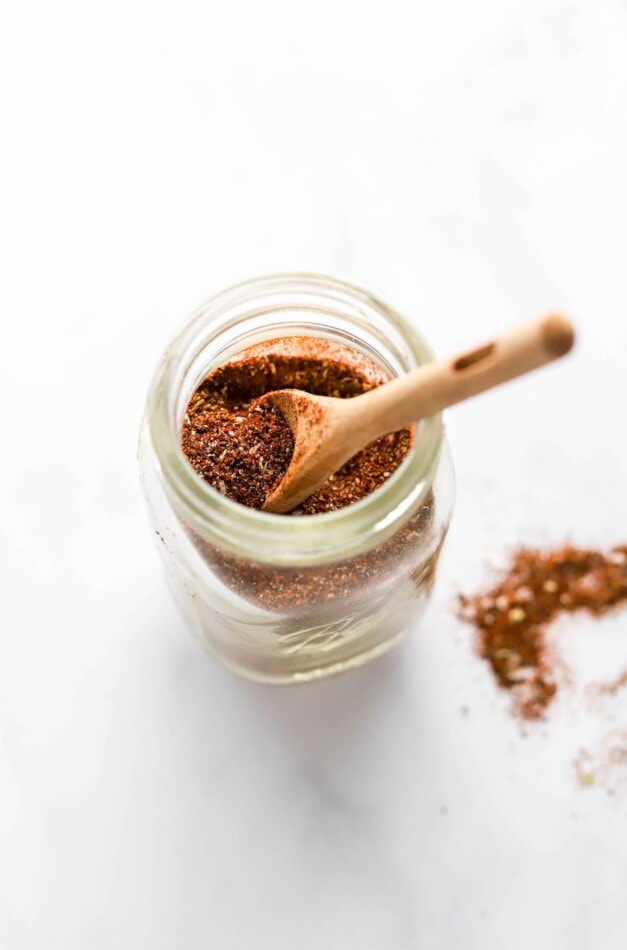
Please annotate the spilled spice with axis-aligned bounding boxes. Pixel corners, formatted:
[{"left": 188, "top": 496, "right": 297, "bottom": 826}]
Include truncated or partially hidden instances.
[
  {"left": 596, "top": 668, "right": 627, "bottom": 697},
  {"left": 574, "top": 731, "right": 627, "bottom": 794},
  {"left": 459, "top": 545, "right": 627, "bottom": 720},
  {"left": 181, "top": 337, "right": 412, "bottom": 514}
]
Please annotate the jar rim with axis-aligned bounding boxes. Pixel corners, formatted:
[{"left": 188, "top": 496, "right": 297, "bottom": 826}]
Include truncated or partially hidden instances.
[{"left": 147, "top": 273, "right": 443, "bottom": 566}]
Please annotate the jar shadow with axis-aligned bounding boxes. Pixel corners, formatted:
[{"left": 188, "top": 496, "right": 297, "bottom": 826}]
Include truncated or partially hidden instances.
[
  {"left": 165, "top": 631, "right": 410, "bottom": 774},
  {"left": 233, "top": 647, "right": 406, "bottom": 761}
]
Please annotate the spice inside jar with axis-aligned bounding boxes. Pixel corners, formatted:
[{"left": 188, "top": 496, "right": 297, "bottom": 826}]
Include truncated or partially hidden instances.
[
  {"left": 181, "top": 336, "right": 412, "bottom": 515},
  {"left": 180, "top": 336, "right": 438, "bottom": 611}
]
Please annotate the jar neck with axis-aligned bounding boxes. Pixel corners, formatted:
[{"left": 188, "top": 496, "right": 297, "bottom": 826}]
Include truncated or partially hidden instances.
[{"left": 147, "top": 273, "right": 443, "bottom": 567}]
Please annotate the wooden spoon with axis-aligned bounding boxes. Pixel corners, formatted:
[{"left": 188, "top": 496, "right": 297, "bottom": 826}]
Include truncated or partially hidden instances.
[{"left": 261, "top": 314, "right": 575, "bottom": 514}]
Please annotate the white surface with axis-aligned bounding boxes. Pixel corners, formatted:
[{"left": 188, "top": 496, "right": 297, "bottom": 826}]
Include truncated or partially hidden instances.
[{"left": 2, "top": 1, "right": 627, "bottom": 947}]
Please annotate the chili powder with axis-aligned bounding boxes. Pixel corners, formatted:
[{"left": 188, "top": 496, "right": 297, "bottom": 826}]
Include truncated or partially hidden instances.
[
  {"left": 459, "top": 545, "right": 627, "bottom": 721},
  {"left": 181, "top": 337, "right": 412, "bottom": 514},
  {"left": 180, "top": 338, "right": 440, "bottom": 612}
]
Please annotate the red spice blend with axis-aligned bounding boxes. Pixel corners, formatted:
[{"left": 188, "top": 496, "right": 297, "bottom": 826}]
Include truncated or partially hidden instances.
[
  {"left": 182, "top": 398, "right": 294, "bottom": 510},
  {"left": 574, "top": 730, "right": 627, "bottom": 793},
  {"left": 181, "top": 337, "right": 412, "bottom": 514},
  {"left": 459, "top": 545, "right": 627, "bottom": 720},
  {"left": 597, "top": 669, "right": 627, "bottom": 696},
  {"left": 180, "top": 338, "right": 439, "bottom": 611}
]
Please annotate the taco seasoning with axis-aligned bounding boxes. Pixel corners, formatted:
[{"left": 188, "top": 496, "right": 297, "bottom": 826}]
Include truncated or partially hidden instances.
[
  {"left": 459, "top": 545, "right": 627, "bottom": 721},
  {"left": 139, "top": 274, "right": 455, "bottom": 682},
  {"left": 180, "top": 338, "right": 431, "bottom": 611},
  {"left": 180, "top": 337, "right": 412, "bottom": 515}
]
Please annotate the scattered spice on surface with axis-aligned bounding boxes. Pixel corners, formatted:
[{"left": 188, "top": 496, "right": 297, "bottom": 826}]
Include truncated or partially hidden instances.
[
  {"left": 574, "top": 731, "right": 627, "bottom": 795},
  {"left": 203, "top": 500, "right": 439, "bottom": 611},
  {"left": 181, "top": 337, "right": 411, "bottom": 514},
  {"left": 459, "top": 545, "right": 627, "bottom": 721},
  {"left": 596, "top": 668, "right": 627, "bottom": 697}
]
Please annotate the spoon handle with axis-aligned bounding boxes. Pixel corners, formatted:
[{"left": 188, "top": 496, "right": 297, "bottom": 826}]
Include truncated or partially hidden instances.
[{"left": 356, "top": 314, "right": 575, "bottom": 439}]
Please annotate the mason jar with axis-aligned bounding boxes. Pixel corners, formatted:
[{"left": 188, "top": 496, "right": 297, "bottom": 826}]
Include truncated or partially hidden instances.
[{"left": 138, "top": 274, "right": 455, "bottom": 683}]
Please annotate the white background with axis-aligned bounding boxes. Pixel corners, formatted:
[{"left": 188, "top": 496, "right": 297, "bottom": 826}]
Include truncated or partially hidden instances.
[{"left": 2, "top": 1, "right": 627, "bottom": 947}]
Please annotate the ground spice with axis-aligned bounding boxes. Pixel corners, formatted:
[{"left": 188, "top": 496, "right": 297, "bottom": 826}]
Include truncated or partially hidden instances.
[
  {"left": 180, "top": 337, "right": 440, "bottom": 612},
  {"left": 182, "top": 398, "right": 294, "bottom": 510},
  {"left": 596, "top": 668, "right": 627, "bottom": 696},
  {"left": 574, "top": 731, "right": 627, "bottom": 794},
  {"left": 204, "top": 502, "right": 439, "bottom": 612},
  {"left": 459, "top": 545, "right": 627, "bottom": 721},
  {"left": 181, "top": 337, "right": 411, "bottom": 514}
]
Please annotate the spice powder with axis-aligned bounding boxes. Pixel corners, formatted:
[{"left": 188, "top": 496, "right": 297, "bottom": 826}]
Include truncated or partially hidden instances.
[
  {"left": 459, "top": 545, "right": 627, "bottom": 720},
  {"left": 180, "top": 338, "right": 440, "bottom": 611},
  {"left": 182, "top": 337, "right": 412, "bottom": 514}
]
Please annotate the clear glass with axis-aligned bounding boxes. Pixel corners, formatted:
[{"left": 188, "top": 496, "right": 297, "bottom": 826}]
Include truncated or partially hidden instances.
[{"left": 138, "top": 274, "right": 455, "bottom": 683}]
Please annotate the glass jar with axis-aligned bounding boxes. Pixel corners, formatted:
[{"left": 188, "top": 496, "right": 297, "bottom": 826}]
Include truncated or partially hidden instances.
[{"left": 138, "top": 274, "right": 455, "bottom": 683}]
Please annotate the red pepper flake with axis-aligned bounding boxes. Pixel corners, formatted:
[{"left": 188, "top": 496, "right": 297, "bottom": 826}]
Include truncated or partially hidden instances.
[{"left": 459, "top": 545, "right": 627, "bottom": 721}]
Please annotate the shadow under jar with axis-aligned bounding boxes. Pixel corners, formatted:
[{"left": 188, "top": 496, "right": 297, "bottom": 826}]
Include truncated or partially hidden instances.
[{"left": 138, "top": 274, "right": 455, "bottom": 683}]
